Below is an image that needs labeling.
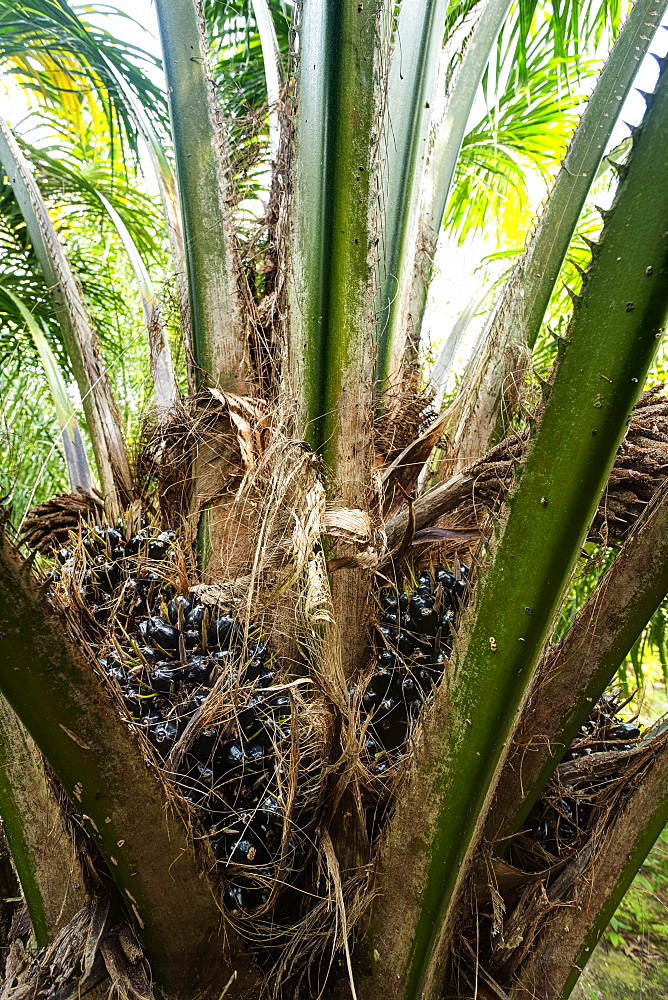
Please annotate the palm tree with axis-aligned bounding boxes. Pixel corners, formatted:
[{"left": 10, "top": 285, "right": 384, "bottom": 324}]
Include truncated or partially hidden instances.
[{"left": 1, "top": 2, "right": 668, "bottom": 999}]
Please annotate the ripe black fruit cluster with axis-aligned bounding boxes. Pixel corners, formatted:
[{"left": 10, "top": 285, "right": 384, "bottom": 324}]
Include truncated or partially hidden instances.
[
  {"left": 529, "top": 694, "right": 642, "bottom": 856},
  {"left": 53, "top": 517, "right": 177, "bottom": 625},
  {"left": 361, "top": 564, "right": 469, "bottom": 778},
  {"left": 53, "top": 518, "right": 471, "bottom": 912},
  {"left": 55, "top": 520, "right": 316, "bottom": 915},
  {"left": 98, "top": 595, "right": 314, "bottom": 914}
]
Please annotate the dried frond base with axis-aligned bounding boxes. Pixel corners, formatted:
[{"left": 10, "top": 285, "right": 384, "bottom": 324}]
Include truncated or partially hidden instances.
[
  {"left": 437, "top": 386, "right": 668, "bottom": 546},
  {"left": 21, "top": 492, "right": 104, "bottom": 554},
  {"left": 454, "top": 699, "right": 662, "bottom": 998},
  {"left": 1, "top": 899, "right": 150, "bottom": 1000}
]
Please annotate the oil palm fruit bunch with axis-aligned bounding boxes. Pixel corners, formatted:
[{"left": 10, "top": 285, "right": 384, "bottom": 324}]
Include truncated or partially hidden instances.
[
  {"left": 361, "top": 563, "right": 470, "bottom": 780},
  {"left": 53, "top": 520, "right": 320, "bottom": 915},
  {"left": 100, "top": 601, "right": 314, "bottom": 915},
  {"left": 53, "top": 515, "right": 177, "bottom": 627},
  {"left": 527, "top": 694, "right": 642, "bottom": 856},
  {"left": 562, "top": 693, "right": 642, "bottom": 758}
]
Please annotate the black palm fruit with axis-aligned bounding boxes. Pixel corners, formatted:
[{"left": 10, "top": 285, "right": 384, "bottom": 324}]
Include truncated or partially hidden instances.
[
  {"left": 186, "top": 604, "right": 206, "bottom": 630},
  {"left": 147, "top": 619, "right": 181, "bottom": 655},
  {"left": 183, "top": 656, "right": 212, "bottom": 685},
  {"left": 435, "top": 566, "right": 455, "bottom": 589},
  {"left": 605, "top": 721, "right": 641, "bottom": 743},
  {"left": 52, "top": 516, "right": 179, "bottom": 627},
  {"left": 148, "top": 665, "right": 183, "bottom": 695},
  {"left": 66, "top": 516, "right": 322, "bottom": 917},
  {"left": 214, "top": 741, "right": 246, "bottom": 783},
  {"left": 529, "top": 694, "right": 642, "bottom": 853},
  {"left": 147, "top": 538, "right": 170, "bottom": 560},
  {"left": 223, "top": 870, "right": 274, "bottom": 912},
  {"left": 379, "top": 588, "right": 398, "bottom": 611},
  {"left": 147, "top": 718, "right": 182, "bottom": 754},
  {"left": 207, "top": 616, "right": 235, "bottom": 649},
  {"left": 451, "top": 578, "right": 467, "bottom": 606},
  {"left": 362, "top": 562, "right": 471, "bottom": 782},
  {"left": 189, "top": 727, "right": 219, "bottom": 763},
  {"left": 167, "top": 596, "right": 193, "bottom": 625}
]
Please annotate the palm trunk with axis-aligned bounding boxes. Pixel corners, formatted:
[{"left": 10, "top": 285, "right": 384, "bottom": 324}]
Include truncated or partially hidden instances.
[{"left": 0, "top": 695, "right": 88, "bottom": 946}]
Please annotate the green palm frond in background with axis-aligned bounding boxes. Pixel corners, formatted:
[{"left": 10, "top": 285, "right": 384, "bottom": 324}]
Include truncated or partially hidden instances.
[{"left": 0, "top": 1, "right": 169, "bottom": 159}]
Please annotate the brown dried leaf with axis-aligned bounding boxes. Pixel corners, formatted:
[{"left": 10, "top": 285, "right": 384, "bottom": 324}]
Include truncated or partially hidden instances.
[
  {"left": 323, "top": 507, "right": 372, "bottom": 544},
  {"left": 100, "top": 935, "right": 153, "bottom": 1000}
]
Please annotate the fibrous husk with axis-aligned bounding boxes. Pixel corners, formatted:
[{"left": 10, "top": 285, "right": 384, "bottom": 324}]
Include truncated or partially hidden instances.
[
  {"left": 137, "top": 389, "right": 268, "bottom": 538},
  {"left": 592, "top": 388, "right": 668, "bottom": 540},
  {"left": 374, "top": 365, "right": 436, "bottom": 466},
  {"left": 429, "top": 386, "right": 668, "bottom": 546},
  {"left": 492, "top": 731, "right": 663, "bottom": 979},
  {"left": 381, "top": 406, "right": 453, "bottom": 518},
  {"left": 21, "top": 491, "right": 104, "bottom": 554},
  {"left": 0, "top": 897, "right": 151, "bottom": 1000}
]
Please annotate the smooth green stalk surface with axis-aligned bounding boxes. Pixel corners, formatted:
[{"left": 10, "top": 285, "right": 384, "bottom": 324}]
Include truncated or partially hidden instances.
[
  {"left": 287, "top": 0, "right": 329, "bottom": 444},
  {"left": 0, "top": 698, "right": 50, "bottom": 946},
  {"left": 290, "top": 0, "right": 377, "bottom": 458},
  {"left": 154, "top": 0, "right": 245, "bottom": 389},
  {"left": 489, "top": 479, "right": 668, "bottom": 844},
  {"left": 318, "top": 6, "right": 377, "bottom": 471},
  {"left": 0, "top": 536, "right": 257, "bottom": 999},
  {"left": 370, "top": 59, "right": 668, "bottom": 1000},
  {"left": 374, "top": 0, "right": 449, "bottom": 387},
  {"left": 404, "top": 0, "right": 512, "bottom": 362},
  {"left": 0, "top": 694, "right": 88, "bottom": 946},
  {"left": 446, "top": 0, "right": 667, "bottom": 465},
  {"left": 290, "top": 1, "right": 380, "bottom": 689}
]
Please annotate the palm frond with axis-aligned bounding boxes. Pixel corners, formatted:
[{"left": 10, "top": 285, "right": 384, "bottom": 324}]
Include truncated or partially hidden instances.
[
  {"left": 0, "top": 285, "right": 92, "bottom": 491},
  {"left": 0, "top": 1, "right": 169, "bottom": 161},
  {"left": 0, "top": 348, "right": 71, "bottom": 521},
  {"left": 22, "top": 132, "right": 165, "bottom": 260},
  {"left": 0, "top": 113, "right": 132, "bottom": 506},
  {"left": 445, "top": 75, "right": 583, "bottom": 242}
]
